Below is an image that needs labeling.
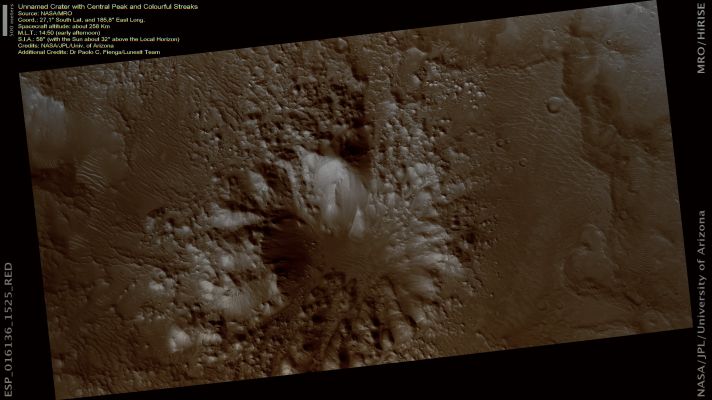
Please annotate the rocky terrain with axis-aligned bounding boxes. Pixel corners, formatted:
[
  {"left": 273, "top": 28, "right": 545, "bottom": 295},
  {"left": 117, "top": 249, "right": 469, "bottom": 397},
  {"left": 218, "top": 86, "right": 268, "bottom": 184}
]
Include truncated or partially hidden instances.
[{"left": 20, "top": 2, "right": 690, "bottom": 398}]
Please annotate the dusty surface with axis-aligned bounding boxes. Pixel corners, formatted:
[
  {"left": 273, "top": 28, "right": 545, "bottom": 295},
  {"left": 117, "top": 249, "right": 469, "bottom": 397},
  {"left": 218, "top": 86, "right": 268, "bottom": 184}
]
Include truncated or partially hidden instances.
[{"left": 21, "top": 2, "right": 691, "bottom": 398}]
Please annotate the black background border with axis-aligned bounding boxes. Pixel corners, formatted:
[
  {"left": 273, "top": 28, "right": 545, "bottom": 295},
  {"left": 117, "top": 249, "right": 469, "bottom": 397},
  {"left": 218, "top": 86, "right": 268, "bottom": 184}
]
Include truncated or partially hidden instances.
[{"left": 1, "top": 0, "right": 708, "bottom": 398}]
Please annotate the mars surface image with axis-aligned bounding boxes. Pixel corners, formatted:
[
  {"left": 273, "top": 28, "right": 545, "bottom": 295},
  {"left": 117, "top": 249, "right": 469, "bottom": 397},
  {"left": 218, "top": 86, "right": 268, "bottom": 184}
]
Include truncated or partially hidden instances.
[{"left": 20, "top": 2, "right": 691, "bottom": 398}]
